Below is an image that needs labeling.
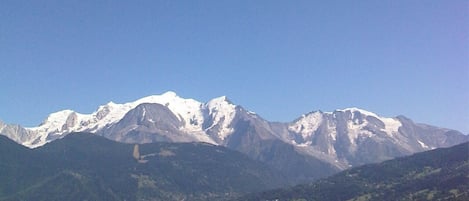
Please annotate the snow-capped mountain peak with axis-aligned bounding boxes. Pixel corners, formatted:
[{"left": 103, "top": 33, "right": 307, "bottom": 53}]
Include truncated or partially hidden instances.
[
  {"left": 336, "top": 107, "right": 379, "bottom": 117},
  {"left": 335, "top": 107, "right": 402, "bottom": 135},
  {"left": 205, "top": 96, "right": 237, "bottom": 140},
  {"left": 134, "top": 92, "right": 205, "bottom": 127},
  {"left": 287, "top": 107, "right": 404, "bottom": 153},
  {"left": 206, "top": 95, "right": 233, "bottom": 109},
  {"left": 28, "top": 110, "right": 77, "bottom": 135},
  {"left": 289, "top": 111, "right": 324, "bottom": 139},
  {"left": 20, "top": 92, "right": 243, "bottom": 147},
  {"left": 36, "top": 109, "right": 75, "bottom": 128}
]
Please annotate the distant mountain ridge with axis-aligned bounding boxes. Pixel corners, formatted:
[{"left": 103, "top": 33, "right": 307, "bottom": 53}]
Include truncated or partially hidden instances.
[
  {"left": 239, "top": 141, "right": 469, "bottom": 201},
  {"left": 1, "top": 91, "right": 467, "bottom": 183}
]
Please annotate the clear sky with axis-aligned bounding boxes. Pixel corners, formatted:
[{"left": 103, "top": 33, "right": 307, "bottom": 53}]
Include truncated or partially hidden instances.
[{"left": 1, "top": 1, "right": 468, "bottom": 133}]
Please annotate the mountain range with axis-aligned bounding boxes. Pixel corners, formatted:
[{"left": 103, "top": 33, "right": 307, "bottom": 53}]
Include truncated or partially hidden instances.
[
  {"left": 1, "top": 91, "right": 468, "bottom": 183},
  {"left": 1, "top": 132, "right": 467, "bottom": 201}
]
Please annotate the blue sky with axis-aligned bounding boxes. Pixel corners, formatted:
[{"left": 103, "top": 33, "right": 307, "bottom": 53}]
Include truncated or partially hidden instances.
[{"left": 1, "top": 1, "right": 468, "bottom": 133}]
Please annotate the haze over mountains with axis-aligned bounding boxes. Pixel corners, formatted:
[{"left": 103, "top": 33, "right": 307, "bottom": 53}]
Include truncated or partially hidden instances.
[{"left": 1, "top": 91, "right": 468, "bottom": 184}]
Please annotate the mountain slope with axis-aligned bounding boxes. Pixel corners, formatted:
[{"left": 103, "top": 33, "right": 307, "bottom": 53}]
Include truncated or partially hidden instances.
[
  {"left": 0, "top": 132, "right": 287, "bottom": 201},
  {"left": 282, "top": 108, "right": 468, "bottom": 167},
  {"left": 0, "top": 135, "right": 39, "bottom": 196},
  {"left": 0, "top": 121, "right": 32, "bottom": 145},
  {"left": 240, "top": 142, "right": 469, "bottom": 201},
  {"left": 221, "top": 109, "right": 341, "bottom": 183},
  {"left": 1, "top": 91, "right": 468, "bottom": 184}
]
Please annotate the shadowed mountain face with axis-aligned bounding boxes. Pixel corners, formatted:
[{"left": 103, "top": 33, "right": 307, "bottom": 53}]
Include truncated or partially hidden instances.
[
  {"left": 1, "top": 93, "right": 468, "bottom": 184},
  {"left": 239, "top": 142, "right": 469, "bottom": 201},
  {"left": 100, "top": 103, "right": 186, "bottom": 143},
  {"left": 0, "top": 132, "right": 287, "bottom": 201}
]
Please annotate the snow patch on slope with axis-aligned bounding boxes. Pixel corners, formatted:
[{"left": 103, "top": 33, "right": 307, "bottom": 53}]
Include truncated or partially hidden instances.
[
  {"left": 380, "top": 117, "right": 402, "bottom": 134},
  {"left": 346, "top": 119, "right": 373, "bottom": 143},
  {"left": 417, "top": 140, "right": 429, "bottom": 149},
  {"left": 340, "top": 107, "right": 402, "bottom": 136},
  {"left": 289, "top": 111, "right": 323, "bottom": 139}
]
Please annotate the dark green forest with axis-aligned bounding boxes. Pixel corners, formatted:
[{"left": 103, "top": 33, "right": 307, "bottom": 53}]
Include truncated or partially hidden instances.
[
  {"left": 1, "top": 133, "right": 468, "bottom": 201},
  {"left": 239, "top": 142, "right": 469, "bottom": 201},
  {"left": 0, "top": 133, "right": 286, "bottom": 201}
]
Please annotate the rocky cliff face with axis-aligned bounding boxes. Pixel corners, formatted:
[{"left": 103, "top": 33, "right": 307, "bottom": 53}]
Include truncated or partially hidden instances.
[
  {"left": 0, "top": 120, "right": 32, "bottom": 144},
  {"left": 280, "top": 108, "right": 467, "bottom": 168},
  {"left": 100, "top": 103, "right": 186, "bottom": 143}
]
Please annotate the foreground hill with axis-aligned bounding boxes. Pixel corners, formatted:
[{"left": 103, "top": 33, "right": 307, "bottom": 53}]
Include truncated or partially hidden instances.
[
  {"left": 240, "top": 142, "right": 469, "bottom": 201},
  {"left": 0, "top": 132, "right": 287, "bottom": 201}
]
